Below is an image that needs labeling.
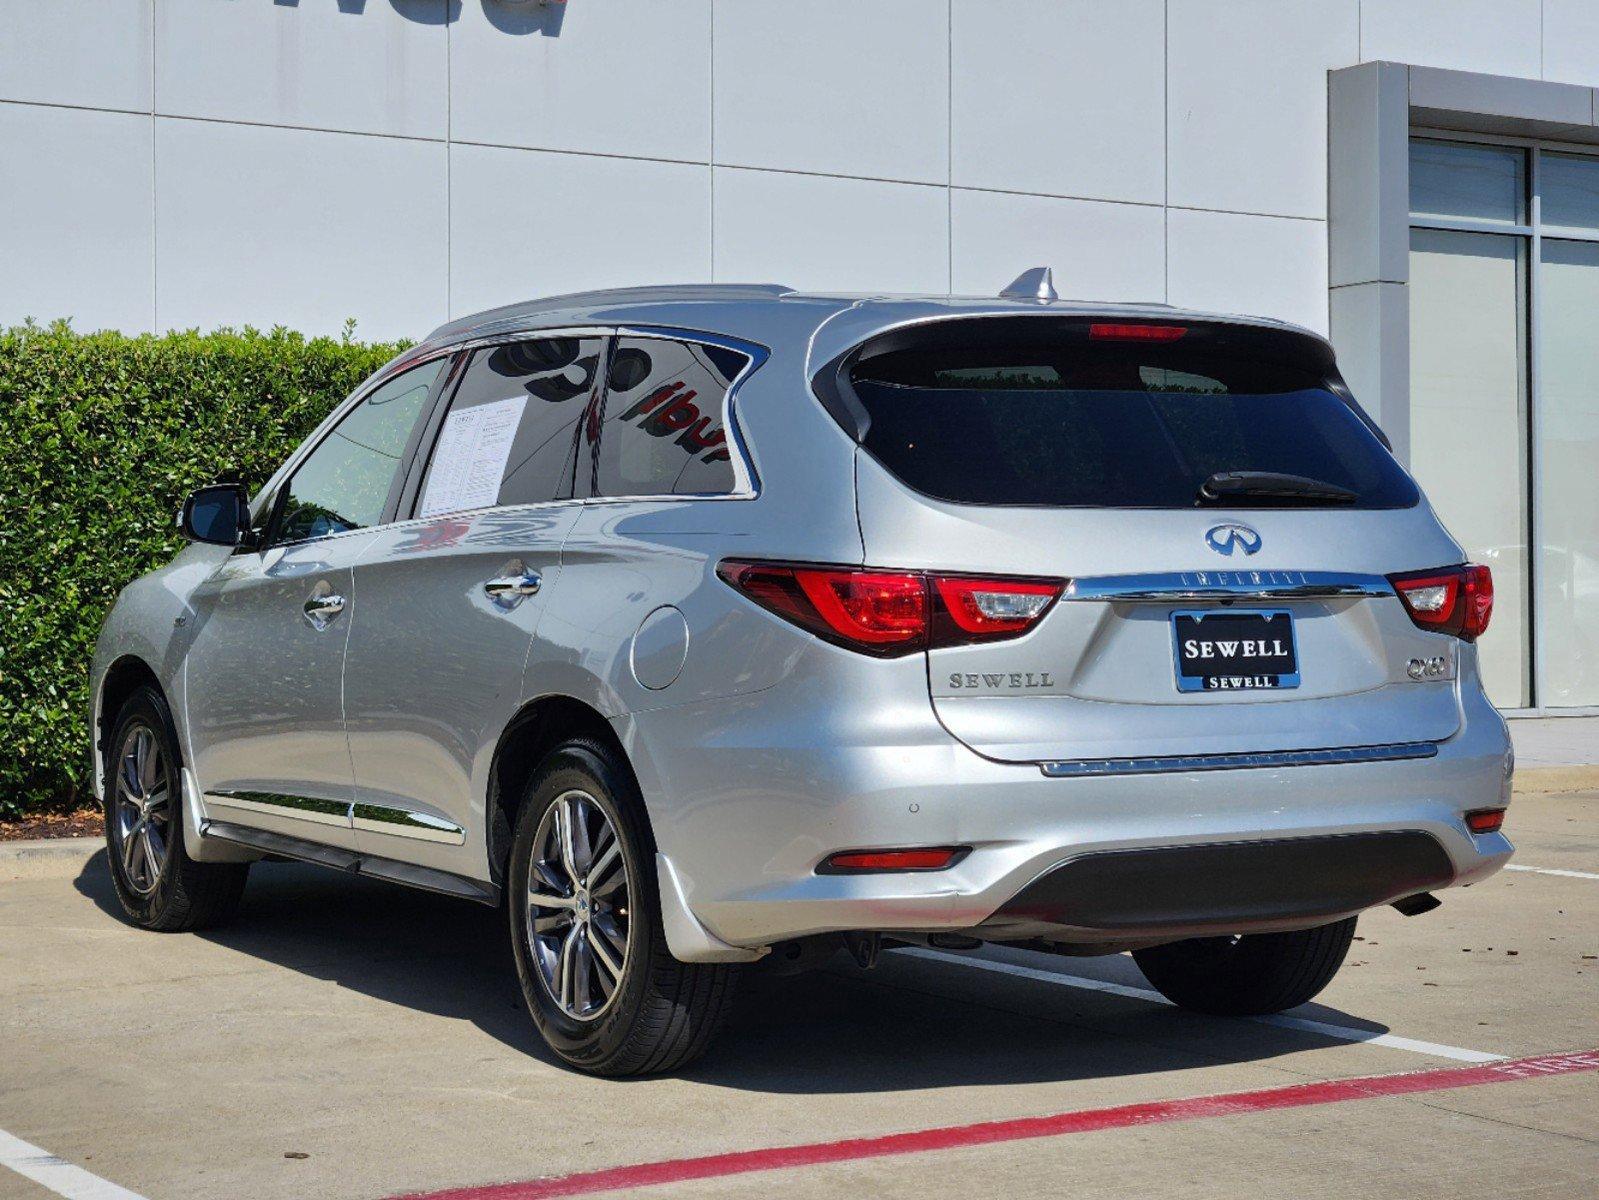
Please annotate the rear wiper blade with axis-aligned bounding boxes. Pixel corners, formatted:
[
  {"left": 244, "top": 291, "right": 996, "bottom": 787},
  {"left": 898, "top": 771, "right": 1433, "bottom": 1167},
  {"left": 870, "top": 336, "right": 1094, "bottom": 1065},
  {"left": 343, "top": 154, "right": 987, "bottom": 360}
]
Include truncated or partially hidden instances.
[{"left": 1197, "top": 470, "right": 1358, "bottom": 505}]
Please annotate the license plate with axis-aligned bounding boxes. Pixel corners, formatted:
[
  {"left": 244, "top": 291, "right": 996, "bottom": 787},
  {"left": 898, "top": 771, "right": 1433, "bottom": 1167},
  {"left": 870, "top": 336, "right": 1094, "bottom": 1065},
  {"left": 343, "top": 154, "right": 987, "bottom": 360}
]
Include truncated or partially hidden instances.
[{"left": 1171, "top": 609, "right": 1300, "bottom": 693}]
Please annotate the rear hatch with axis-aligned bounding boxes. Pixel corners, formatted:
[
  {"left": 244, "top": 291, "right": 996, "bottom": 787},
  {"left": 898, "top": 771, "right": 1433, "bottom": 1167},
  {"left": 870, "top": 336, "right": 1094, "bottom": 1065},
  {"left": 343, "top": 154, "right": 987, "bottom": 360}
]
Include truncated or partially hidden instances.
[{"left": 838, "top": 314, "right": 1466, "bottom": 763}]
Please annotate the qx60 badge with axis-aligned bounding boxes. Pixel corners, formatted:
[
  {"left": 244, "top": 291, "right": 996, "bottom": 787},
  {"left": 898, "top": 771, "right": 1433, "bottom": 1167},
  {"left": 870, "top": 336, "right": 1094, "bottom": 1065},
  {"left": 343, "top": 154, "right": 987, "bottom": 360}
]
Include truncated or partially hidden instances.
[{"left": 1205, "top": 522, "right": 1262, "bottom": 557}]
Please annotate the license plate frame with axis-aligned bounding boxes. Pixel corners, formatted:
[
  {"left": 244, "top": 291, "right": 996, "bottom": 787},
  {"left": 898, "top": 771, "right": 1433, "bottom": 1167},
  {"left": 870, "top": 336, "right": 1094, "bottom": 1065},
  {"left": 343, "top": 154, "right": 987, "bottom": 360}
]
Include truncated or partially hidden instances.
[{"left": 1171, "top": 608, "right": 1300, "bottom": 693}]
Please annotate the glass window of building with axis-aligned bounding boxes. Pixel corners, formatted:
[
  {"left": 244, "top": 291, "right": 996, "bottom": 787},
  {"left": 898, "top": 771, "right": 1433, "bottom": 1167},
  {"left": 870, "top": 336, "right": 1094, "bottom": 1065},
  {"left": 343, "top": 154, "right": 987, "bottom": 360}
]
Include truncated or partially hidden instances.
[{"left": 1408, "top": 137, "right": 1599, "bottom": 709}]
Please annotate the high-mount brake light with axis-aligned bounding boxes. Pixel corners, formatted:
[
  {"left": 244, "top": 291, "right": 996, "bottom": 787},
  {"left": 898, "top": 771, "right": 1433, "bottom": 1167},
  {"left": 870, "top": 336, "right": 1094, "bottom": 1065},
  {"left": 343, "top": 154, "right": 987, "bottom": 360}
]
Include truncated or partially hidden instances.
[
  {"left": 818, "top": 847, "right": 966, "bottom": 873},
  {"left": 1388, "top": 563, "right": 1494, "bottom": 641},
  {"left": 717, "top": 561, "right": 1064, "bottom": 656},
  {"left": 1088, "top": 323, "right": 1188, "bottom": 342}
]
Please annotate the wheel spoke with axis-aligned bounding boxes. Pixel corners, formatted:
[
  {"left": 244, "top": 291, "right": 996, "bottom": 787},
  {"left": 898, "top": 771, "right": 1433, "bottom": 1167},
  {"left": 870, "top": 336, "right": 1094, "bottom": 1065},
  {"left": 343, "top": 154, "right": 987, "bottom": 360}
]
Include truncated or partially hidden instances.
[
  {"left": 139, "top": 828, "right": 161, "bottom": 886},
  {"left": 589, "top": 925, "right": 622, "bottom": 986},
  {"left": 144, "top": 786, "right": 169, "bottom": 814},
  {"left": 121, "top": 823, "right": 143, "bottom": 875},
  {"left": 569, "top": 797, "right": 595, "bottom": 874},
  {"left": 558, "top": 926, "right": 580, "bottom": 1011},
  {"left": 136, "top": 729, "right": 157, "bottom": 792},
  {"left": 556, "top": 799, "right": 579, "bottom": 884},
  {"left": 587, "top": 840, "right": 621, "bottom": 893},
  {"left": 572, "top": 929, "right": 595, "bottom": 1011},
  {"left": 533, "top": 911, "right": 573, "bottom": 935},
  {"left": 119, "top": 749, "right": 142, "bottom": 800},
  {"left": 527, "top": 890, "right": 574, "bottom": 910}
]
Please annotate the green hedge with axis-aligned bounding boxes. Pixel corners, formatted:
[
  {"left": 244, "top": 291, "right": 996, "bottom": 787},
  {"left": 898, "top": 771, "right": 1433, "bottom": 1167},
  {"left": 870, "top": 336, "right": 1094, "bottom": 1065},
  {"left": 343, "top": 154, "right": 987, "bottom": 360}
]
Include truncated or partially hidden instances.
[{"left": 0, "top": 321, "right": 410, "bottom": 818}]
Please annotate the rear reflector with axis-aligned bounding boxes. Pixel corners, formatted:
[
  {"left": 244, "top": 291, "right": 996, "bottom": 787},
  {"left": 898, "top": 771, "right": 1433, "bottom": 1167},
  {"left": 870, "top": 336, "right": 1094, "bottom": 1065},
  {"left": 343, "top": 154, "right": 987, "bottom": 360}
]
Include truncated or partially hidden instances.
[
  {"left": 818, "top": 847, "right": 966, "bottom": 873},
  {"left": 718, "top": 560, "right": 1064, "bottom": 656},
  {"left": 1464, "top": 808, "right": 1506, "bottom": 835},
  {"left": 1389, "top": 563, "right": 1494, "bottom": 641},
  {"left": 1088, "top": 322, "right": 1187, "bottom": 342}
]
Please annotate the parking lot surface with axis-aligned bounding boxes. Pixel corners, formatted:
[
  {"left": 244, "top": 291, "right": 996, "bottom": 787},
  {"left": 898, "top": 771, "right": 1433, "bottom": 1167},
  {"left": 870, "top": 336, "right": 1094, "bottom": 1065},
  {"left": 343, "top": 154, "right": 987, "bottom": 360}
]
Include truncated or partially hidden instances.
[{"left": 1, "top": 787, "right": 1595, "bottom": 1200}]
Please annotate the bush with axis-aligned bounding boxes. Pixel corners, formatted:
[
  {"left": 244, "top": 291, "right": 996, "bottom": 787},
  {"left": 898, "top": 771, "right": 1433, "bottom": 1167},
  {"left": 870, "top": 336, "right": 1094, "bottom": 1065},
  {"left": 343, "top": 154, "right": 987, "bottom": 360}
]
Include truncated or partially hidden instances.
[{"left": 0, "top": 321, "right": 410, "bottom": 818}]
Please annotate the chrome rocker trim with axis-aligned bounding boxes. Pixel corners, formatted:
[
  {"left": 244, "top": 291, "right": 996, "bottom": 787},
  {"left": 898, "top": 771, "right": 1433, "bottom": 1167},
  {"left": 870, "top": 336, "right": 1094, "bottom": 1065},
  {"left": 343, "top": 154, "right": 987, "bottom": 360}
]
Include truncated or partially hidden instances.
[
  {"left": 205, "top": 790, "right": 351, "bottom": 828},
  {"left": 1062, "top": 570, "right": 1394, "bottom": 603},
  {"left": 1039, "top": 741, "right": 1440, "bottom": 779},
  {"left": 206, "top": 791, "right": 466, "bottom": 845},
  {"left": 352, "top": 803, "right": 468, "bottom": 846}
]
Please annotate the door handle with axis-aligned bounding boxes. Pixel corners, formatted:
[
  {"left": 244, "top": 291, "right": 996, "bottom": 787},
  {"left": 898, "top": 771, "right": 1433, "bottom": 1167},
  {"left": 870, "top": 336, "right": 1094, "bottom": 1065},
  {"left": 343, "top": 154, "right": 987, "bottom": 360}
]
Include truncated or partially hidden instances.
[
  {"left": 484, "top": 573, "right": 542, "bottom": 602},
  {"left": 303, "top": 592, "right": 347, "bottom": 631}
]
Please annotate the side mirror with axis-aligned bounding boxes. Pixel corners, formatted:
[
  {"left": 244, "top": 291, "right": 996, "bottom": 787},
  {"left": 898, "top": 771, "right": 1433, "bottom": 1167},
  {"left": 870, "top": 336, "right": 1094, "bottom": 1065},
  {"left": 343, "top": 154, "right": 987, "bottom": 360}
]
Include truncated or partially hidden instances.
[{"left": 178, "top": 483, "right": 251, "bottom": 548}]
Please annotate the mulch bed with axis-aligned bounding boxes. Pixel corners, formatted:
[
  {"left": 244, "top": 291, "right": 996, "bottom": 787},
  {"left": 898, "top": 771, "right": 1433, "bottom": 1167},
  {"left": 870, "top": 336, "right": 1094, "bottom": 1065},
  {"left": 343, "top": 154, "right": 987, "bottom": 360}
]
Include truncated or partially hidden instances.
[{"left": 0, "top": 808, "right": 104, "bottom": 841}]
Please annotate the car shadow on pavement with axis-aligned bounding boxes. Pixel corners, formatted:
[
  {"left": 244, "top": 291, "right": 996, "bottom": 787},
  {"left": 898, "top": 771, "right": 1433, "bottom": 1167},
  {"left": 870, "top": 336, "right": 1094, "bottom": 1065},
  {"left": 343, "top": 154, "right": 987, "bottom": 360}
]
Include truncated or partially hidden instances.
[{"left": 75, "top": 853, "right": 1400, "bottom": 1093}]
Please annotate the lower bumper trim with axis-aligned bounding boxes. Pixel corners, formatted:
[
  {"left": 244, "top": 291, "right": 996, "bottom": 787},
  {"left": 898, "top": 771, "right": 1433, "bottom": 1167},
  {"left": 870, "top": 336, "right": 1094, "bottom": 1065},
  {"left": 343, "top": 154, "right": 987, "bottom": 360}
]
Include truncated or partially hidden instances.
[
  {"left": 988, "top": 831, "right": 1456, "bottom": 933},
  {"left": 1039, "top": 740, "right": 1439, "bottom": 779}
]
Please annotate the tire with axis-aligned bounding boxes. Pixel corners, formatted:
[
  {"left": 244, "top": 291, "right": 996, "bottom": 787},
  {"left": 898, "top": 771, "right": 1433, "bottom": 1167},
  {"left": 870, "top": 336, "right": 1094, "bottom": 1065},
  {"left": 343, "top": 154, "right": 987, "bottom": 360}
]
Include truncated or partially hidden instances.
[
  {"left": 104, "top": 686, "right": 249, "bottom": 931},
  {"left": 507, "top": 738, "right": 740, "bottom": 1076},
  {"left": 1131, "top": 917, "right": 1358, "bottom": 1016}
]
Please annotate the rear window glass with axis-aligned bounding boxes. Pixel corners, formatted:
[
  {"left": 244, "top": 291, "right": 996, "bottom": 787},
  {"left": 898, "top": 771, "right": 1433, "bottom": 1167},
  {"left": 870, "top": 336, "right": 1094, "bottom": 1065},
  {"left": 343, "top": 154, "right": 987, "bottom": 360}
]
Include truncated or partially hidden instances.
[{"left": 848, "top": 325, "right": 1417, "bottom": 509}]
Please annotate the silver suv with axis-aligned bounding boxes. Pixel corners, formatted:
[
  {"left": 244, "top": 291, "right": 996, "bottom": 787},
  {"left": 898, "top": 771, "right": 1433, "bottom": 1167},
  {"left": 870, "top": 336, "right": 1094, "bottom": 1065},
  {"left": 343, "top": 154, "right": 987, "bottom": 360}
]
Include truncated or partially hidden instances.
[{"left": 91, "top": 276, "right": 1515, "bottom": 1076}]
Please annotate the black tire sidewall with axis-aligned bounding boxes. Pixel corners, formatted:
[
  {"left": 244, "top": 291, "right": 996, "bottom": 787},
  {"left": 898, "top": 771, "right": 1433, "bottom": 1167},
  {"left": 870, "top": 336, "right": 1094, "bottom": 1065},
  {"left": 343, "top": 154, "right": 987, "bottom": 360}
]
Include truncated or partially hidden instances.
[
  {"left": 507, "top": 741, "right": 662, "bottom": 1069},
  {"left": 104, "top": 687, "right": 188, "bottom": 926}
]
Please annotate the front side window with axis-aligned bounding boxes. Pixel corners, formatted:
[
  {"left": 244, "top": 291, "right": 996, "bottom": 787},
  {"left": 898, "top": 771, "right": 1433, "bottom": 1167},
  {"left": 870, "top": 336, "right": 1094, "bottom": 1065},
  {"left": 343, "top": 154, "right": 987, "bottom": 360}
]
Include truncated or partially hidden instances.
[
  {"left": 592, "top": 337, "right": 750, "bottom": 498},
  {"left": 416, "top": 337, "right": 603, "bottom": 517},
  {"left": 276, "top": 359, "right": 444, "bottom": 543}
]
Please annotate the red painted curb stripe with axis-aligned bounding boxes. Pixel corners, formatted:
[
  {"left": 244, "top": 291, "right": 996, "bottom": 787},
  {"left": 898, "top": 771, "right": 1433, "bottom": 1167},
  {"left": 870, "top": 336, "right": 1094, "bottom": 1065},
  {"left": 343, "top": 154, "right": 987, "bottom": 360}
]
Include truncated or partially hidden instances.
[{"left": 391, "top": 1049, "right": 1599, "bottom": 1200}]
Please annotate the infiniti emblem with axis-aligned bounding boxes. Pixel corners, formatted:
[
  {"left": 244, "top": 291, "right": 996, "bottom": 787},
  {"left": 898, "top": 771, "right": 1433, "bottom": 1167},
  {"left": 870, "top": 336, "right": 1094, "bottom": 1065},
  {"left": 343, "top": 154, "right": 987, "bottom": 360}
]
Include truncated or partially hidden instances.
[{"left": 1205, "top": 522, "right": 1262, "bottom": 557}]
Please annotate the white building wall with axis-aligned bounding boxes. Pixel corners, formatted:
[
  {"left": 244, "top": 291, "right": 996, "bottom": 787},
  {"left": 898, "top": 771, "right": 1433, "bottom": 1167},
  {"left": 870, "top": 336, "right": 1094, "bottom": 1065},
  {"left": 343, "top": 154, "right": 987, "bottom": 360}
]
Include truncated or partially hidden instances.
[{"left": 4, "top": 0, "right": 1599, "bottom": 343}]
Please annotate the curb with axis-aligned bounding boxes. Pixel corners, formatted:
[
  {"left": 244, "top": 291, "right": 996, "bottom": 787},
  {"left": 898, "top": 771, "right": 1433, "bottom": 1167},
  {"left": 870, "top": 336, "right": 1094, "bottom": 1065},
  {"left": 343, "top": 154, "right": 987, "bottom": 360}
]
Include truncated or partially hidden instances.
[{"left": 0, "top": 836, "right": 101, "bottom": 866}]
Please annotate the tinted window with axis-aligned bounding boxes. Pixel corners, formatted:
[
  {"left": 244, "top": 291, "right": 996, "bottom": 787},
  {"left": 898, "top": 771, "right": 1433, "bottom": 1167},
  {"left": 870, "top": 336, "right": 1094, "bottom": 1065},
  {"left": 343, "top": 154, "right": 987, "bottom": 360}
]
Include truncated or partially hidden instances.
[
  {"left": 415, "top": 337, "right": 602, "bottom": 517},
  {"left": 593, "top": 337, "right": 749, "bottom": 498},
  {"left": 277, "top": 359, "right": 443, "bottom": 542},
  {"left": 849, "top": 325, "right": 1417, "bottom": 509}
]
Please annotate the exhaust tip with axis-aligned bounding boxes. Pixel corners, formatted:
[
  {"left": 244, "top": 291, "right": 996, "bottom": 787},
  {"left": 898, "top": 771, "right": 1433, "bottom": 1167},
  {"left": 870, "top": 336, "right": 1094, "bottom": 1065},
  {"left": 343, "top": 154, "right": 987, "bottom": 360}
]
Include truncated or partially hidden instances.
[{"left": 1391, "top": 892, "right": 1443, "bottom": 917}]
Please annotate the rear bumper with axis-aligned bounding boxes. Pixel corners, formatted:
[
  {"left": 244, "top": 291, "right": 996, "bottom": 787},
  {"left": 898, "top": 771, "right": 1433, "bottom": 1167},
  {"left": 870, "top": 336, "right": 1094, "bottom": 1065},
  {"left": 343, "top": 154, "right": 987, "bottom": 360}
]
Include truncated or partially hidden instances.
[
  {"left": 985, "top": 831, "right": 1456, "bottom": 939},
  {"left": 617, "top": 649, "right": 1514, "bottom": 959}
]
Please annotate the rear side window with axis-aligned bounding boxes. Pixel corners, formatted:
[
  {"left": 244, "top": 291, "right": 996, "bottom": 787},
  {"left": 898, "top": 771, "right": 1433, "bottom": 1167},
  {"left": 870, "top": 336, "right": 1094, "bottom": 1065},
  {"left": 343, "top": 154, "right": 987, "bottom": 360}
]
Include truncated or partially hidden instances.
[
  {"left": 416, "top": 336, "right": 603, "bottom": 517},
  {"left": 846, "top": 320, "right": 1417, "bottom": 509},
  {"left": 593, "top": 337, "right": 750, "bottom": 498}
]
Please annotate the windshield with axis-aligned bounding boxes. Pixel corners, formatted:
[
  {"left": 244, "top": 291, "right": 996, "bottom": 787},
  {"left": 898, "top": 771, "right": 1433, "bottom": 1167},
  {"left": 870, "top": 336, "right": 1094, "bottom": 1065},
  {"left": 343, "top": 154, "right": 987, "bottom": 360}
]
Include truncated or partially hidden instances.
[{"left": 847, "top": 325, "right": 1418, "bottom": 510}]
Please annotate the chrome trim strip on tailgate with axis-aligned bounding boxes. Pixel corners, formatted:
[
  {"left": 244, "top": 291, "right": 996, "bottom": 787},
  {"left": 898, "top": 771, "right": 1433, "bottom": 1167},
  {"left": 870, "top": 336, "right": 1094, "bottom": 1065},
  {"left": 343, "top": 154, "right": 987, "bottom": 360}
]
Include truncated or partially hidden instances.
[
  {"left": 1039, "top": 741, "right": 1439, "bottom": 778},
  {"left": 1063, "top": 570, "right": 1394, "bottom": 603}
]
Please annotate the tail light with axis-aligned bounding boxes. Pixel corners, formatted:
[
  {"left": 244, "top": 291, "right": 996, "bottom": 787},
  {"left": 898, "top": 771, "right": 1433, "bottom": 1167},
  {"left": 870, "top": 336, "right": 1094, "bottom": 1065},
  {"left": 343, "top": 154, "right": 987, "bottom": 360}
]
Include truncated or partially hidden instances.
[
  {"left": 717, "top": 561, "right": 1064, "bottom": 656},
  {"left": 1388, "top": 563, "right": 1494, "bottom": 641}
]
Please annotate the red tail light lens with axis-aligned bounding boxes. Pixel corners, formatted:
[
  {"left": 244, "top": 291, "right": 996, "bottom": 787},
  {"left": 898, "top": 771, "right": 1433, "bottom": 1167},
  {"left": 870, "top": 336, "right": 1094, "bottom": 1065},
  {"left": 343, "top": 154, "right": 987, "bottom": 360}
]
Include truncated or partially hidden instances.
[
  {"left": 1389, "top": 563, "right": 1493, "bottom": 641},
  {"left": 818, "top": 847, "right": 966, "bottom": 873},
  {"left": 1088, "top": 322, "right": 1187, "bottom": 342},
  {"left": 794, "top": 568, "right": 927, "bottom": 648},
  {"left": 717, "top": 561, "right": 1064, "bottom": 656}
]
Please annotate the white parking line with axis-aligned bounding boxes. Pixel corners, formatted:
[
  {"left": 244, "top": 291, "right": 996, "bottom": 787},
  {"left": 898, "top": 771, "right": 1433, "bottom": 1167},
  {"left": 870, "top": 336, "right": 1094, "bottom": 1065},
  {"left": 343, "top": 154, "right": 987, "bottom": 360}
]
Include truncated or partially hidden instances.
[
  {"left": 894, "top": 947, "right": 1506, "bottom": 1064},
  {"left": 1505, "top": 864, "right": 1599, "bottom": 881},
  {"left": 0, "top": 1128, "right": 147, "bottom": 1200}
]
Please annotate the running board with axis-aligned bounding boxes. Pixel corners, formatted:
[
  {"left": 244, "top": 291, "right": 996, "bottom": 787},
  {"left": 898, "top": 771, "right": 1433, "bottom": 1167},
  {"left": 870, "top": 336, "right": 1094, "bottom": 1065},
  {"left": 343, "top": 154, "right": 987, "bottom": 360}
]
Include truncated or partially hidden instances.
[{"left": 201, "top": 820, "right": 500, "bottom": 906}]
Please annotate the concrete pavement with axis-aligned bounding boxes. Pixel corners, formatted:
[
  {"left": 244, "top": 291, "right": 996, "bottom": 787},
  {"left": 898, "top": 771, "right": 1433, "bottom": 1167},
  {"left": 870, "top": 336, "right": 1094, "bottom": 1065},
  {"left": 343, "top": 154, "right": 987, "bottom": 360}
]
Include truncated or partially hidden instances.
[{"left": 0, "top": 788, "right": 1594, "bottom": 1200}]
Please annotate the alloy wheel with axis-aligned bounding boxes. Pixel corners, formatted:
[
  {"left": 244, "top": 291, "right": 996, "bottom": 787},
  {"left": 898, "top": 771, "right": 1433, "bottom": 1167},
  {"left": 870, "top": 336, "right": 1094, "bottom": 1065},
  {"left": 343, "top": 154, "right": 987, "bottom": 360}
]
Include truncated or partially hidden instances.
[
  {"left": 526, "top": 789, "right": 633, "bottom": 1021},
  {"left": 114, "top": 724, "right": 173, "bottom": 896}
]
